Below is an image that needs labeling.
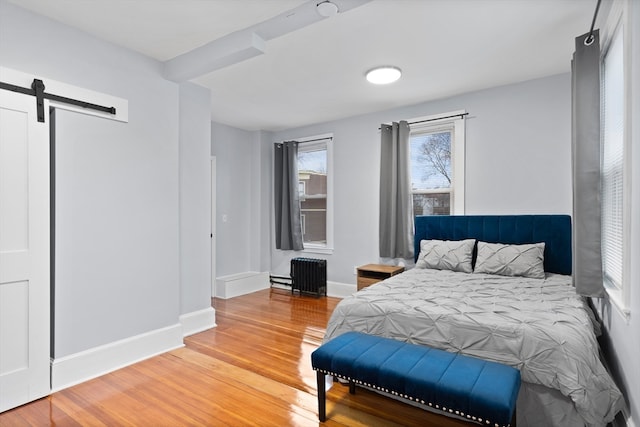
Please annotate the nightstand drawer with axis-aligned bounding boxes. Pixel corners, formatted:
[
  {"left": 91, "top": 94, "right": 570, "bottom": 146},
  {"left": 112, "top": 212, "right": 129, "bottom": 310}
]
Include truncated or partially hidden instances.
[{"left": 357, "top": 276, "right": 382, "bottom": 289}]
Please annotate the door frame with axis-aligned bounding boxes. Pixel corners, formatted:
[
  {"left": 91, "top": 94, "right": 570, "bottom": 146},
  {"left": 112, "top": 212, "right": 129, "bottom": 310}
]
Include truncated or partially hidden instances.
[{"left": 210, "top": 156, "right": 217, "bottom": 298}]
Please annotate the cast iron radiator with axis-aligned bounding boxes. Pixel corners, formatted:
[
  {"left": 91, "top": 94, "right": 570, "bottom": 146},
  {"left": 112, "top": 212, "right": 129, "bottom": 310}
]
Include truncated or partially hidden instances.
[{"left": 290, "top": 257, "right": 327, "bottom": 297}]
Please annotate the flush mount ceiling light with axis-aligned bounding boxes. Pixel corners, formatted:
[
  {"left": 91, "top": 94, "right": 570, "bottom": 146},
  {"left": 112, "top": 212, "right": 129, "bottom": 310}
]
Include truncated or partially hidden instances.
[
  {"left": 365, "top": 66, "right": 402, "bottom": 84},
  {"left": 316, "top": 1, "right": 339, "bottom": 17}
]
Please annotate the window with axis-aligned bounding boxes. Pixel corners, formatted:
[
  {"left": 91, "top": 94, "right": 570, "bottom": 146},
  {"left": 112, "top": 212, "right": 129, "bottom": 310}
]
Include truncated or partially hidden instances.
[
  {"left": 409, "top": 112, "right": 465, "bottom": 216},
  {"left": 601, "top": 25, "right": 624, "bottom": 290},
  {"left": 601, "top": 19, "right": 629, "bottom": 312},
  {"left": 297, "top": 134, "right": 333, "bottom": 253},
  {"left": 410, "top": 129, "right": 452, "bottom": 216}
]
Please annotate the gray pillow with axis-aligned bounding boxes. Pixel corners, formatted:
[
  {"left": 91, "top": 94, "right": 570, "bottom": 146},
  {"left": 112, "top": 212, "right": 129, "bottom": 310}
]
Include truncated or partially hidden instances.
[
  {"left": 415, "top": 239, "right": 475, "bottom": 273},
  {"left": 474, "top": 241, "right": 546, "bottom": 279}
]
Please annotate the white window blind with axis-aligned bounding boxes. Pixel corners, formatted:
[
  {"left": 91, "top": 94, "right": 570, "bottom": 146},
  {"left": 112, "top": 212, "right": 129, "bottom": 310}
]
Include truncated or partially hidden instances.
[{"left": 601, "top": 26, "right": 624, "bottom": 289}]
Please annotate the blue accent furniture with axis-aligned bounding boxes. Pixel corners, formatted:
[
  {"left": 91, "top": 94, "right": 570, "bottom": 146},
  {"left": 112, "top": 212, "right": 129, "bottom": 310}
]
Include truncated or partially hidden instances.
[
  {"left": 312, "top": 331, "right": 521, "bottom": 426},
  {"left": 414, "top": 215, "right": 572, "bottom": 275}
]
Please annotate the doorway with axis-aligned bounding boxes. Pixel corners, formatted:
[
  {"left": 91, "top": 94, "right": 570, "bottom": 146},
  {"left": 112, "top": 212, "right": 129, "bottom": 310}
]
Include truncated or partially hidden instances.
[{"left": 211, "top": 156, "right": 216, "bottom": 298}]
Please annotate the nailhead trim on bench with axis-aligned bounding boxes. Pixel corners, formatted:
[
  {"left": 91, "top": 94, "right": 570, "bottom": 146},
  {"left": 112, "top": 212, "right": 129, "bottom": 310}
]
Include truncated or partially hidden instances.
[{"left": 314, "top": 367, "right": 511, "bottom": 427}]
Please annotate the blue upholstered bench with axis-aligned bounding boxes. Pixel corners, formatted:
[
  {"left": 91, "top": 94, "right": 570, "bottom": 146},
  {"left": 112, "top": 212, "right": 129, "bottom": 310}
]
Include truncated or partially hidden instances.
[{"left": 311, "top": 332, "right": 520, "bottom": 427}]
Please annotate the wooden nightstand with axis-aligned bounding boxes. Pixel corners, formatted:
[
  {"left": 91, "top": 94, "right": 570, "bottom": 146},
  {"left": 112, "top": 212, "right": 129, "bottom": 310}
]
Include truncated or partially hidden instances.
[{"left": 356, "top": 264, "right": 404, "bottom": 290}]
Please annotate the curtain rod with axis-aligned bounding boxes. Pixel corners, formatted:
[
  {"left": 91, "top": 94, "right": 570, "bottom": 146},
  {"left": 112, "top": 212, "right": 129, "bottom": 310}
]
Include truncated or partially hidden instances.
[
  {"left": 276, "top": 137, "right": 333, "bottom": 145},
  {"left": 379, "top": 112, "right": 468, "bottom": 130},
  {"left": 585, "top": 0, "right": 602, "bottom": 45},
  {"left": 299, "top": 137, "right": 332, "bottom": 144}
]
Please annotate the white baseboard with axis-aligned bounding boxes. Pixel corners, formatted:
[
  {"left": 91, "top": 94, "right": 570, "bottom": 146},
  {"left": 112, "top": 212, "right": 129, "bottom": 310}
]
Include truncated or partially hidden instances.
[
  {"left": 327, "top": 281, "right": 356, "bottom": 299},
  {"left": 214, "top": 272, "right": 355, "bottom": 299},
  {"left": 180, "top": 306, "right": 216, "bottom": 337},
  {"left": 215, "top": 271, "right": 269, "bottom": 299},
  {"left": 270, "top": 280, "right": 353, "bottom": 298},
  {"left": 51, "top": 323, "right": 184, "bottom": 392}
]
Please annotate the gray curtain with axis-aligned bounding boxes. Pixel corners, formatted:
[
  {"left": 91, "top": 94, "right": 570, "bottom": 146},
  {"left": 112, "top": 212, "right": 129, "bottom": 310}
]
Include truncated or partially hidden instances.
[
  {"left": 379, "top": 121, "right": 414, "bottom": 259},
  {"left": 274, "top": 141, "right": 304, "bottom": 251},
  {"left": 571, "top": 30, "right": 604, "bottom": 297}
]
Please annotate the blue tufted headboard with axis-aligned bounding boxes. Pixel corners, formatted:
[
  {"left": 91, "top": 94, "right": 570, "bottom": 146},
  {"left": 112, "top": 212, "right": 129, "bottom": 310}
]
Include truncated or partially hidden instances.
[{"left": 414, "top": 215, "right": 572, "bottom": 275}]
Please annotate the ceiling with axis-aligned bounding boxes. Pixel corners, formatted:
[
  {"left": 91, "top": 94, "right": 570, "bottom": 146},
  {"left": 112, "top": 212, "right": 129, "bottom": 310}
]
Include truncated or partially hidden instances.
[{"left": 7, "top": 0, "right": 596, "bottom": 132}]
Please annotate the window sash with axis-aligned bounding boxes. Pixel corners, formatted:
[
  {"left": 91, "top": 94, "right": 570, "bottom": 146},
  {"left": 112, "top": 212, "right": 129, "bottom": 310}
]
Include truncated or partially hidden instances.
[
  {"left": 412, "top": 192, "right": 451, "bottom": 217},
  {"left": 294, "top": 134, "right": 333, "bottom": 253},
  {"left": 412, "top": 188, "right": 451, "bottom": 195},
  {"left": 410, "top": 129, "right": 453, "bottom": 193}
]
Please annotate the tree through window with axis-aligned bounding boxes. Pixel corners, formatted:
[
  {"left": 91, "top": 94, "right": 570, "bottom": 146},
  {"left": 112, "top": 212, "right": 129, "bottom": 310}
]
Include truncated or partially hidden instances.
[{"left": 410, "top": 129, "right": 453, "bottom": 216}]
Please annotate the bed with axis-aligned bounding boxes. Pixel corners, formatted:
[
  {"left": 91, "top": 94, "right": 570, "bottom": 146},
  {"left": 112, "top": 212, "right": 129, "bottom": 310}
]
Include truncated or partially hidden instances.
[{"left": 324, "top": 215, "right": 623, "bottom": 427}]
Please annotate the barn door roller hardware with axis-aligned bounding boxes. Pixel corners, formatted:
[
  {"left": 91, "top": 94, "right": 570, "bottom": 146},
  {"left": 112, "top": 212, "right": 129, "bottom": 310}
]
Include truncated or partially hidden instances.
[{"left": 0, "top": 78, "right": 116, "bottom": 122}]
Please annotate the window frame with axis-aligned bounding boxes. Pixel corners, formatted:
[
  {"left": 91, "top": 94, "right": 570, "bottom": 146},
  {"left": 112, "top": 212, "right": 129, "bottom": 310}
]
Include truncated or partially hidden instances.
[
  {"left": 409, "top": 110, "right": 466, "bottom": 215},
  {"left": 295, "top": 133, "right": 334, "bottom": 254},
  {"left": 600, "top": 1, "right": 631, "bottom": 317},
  {"left": 298, "top": 180, "right": 306, "bottom": 198}
]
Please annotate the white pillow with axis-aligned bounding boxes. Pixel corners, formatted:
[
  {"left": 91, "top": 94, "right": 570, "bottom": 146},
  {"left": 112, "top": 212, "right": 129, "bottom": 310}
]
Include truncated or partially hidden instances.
[
  {"left": 474, "top": 241, "right": 545, "bottom": 279},
  {"left": 415, "top": 239, "right": 475, "bottom": 273}
]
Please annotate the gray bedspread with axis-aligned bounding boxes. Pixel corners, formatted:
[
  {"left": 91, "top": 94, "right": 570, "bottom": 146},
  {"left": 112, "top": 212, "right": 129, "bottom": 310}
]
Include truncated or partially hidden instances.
[{"left": 325, "top": 268, "right": 623, "bottom": 426}]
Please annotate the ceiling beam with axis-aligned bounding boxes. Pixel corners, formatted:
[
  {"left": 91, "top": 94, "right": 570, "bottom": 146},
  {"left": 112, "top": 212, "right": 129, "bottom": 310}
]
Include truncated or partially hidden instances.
[
  {"left": 163, "top": 0, "right": 372, "bottom": 82},
  {"left": 164, "top": 31, "right": 265, "bottom": 82}
]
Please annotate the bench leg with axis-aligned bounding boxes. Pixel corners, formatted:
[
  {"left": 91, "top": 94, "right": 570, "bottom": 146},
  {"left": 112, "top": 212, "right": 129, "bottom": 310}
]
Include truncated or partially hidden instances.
[
  {"left": 349, "top": 381, "right": 355, "bottom": 394},
  {"left": 316, "top": 371, "right": 326, "bottom": 422}
]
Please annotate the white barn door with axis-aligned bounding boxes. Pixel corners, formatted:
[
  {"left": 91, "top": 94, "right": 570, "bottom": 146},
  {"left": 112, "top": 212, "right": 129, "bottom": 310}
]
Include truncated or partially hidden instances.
[{"left": 0, "top": 91, "right": 50, "bottom": 411}]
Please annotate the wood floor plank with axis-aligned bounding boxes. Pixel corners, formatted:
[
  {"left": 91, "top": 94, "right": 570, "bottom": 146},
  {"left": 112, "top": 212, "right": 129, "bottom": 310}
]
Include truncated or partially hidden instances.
[{"left": 0, "top": 288, "right": 470, "bottom": 426}]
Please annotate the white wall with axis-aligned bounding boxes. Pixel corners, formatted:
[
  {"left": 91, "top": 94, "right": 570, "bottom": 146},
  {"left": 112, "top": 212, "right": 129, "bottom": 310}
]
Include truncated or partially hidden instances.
[
  {"left": 0, "top": 0, "right": 212, "bottom": 371},
  {"left": 250, "top": 131, "right": 274, "bottom": 273},
  {"left": 211, "top": 123, "right": 260, "bottom": 277},
  {"left": 267, "top": 73, "right": 572, "bottom": 284},
  {"left": 179, "top": 82, "right": 213, "bottom": 315},
  {"left": 53, "top": 108, "right": 179, "bottom": 357}
]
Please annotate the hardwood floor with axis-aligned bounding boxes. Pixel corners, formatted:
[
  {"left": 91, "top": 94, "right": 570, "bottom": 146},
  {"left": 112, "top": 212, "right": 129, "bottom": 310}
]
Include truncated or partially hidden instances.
[{"left": 0, "top": 288, "right": 469, "bottom": 426}]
